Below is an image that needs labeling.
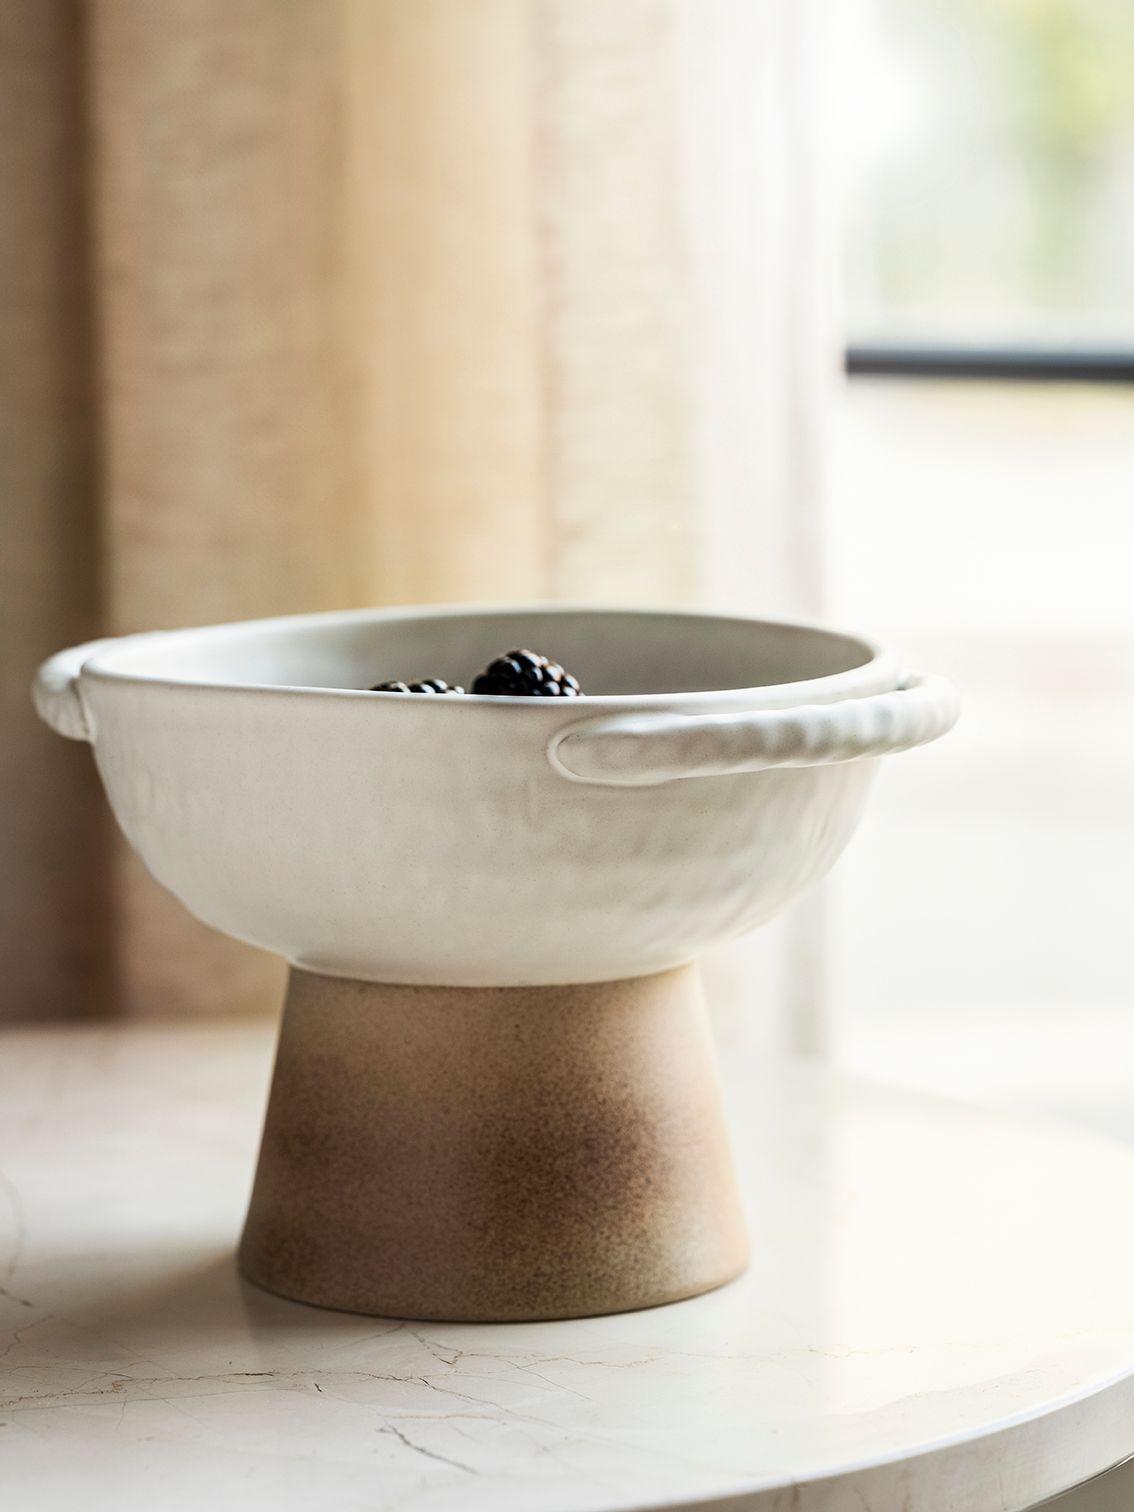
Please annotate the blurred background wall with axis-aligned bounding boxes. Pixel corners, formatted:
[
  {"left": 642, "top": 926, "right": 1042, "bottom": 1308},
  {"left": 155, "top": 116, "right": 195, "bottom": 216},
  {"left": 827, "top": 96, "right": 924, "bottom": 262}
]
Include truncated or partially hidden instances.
[{"left": 1, "top": 0, "right": 831, "bottom": 1028}]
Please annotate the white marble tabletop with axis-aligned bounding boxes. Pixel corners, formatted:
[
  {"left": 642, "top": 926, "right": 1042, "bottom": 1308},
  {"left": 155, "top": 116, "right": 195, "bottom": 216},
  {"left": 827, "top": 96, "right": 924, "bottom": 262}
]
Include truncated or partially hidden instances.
[{"left": 3, "top": 1016, "right": 1134, "bottom": 1512}]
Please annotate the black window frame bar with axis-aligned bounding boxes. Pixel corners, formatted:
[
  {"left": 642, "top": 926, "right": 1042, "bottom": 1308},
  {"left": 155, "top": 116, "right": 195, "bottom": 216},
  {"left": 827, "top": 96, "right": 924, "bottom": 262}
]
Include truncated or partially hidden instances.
[{"left": 845, "top": 344, "right": 1134, "bottom": 384}]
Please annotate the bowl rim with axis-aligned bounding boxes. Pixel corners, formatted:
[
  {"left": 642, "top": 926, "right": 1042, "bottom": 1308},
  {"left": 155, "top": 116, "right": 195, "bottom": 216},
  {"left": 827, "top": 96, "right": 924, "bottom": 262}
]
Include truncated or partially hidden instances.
[{"left": 79, "top": 602, "right": 897, "bottom": 708}]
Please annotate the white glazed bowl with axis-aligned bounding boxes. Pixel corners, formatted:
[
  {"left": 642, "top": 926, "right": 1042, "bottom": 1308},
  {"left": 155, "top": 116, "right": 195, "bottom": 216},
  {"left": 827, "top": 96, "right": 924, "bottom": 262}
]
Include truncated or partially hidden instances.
[{"left": 34, "top": 605, "right": 957, "bottom": 986}]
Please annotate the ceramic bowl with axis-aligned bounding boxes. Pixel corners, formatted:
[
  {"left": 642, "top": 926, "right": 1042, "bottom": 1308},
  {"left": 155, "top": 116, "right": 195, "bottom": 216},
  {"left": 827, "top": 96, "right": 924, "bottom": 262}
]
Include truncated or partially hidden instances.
[
  {"left": 34, "top": 604, "right": 959, "bottom": 1322},
  {"left": 33, "top": 605, "right": 958, "bottom": 987}
]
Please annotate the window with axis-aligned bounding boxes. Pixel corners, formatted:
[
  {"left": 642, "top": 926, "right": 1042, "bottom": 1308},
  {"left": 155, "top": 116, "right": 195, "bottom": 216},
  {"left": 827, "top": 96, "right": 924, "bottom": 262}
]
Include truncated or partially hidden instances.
[
  {"left": 829, "top": 0, "right": 1134, "bottom": 1136},
  {"left": 844, "top": 0, "right": 1134, "bottom": 361}
]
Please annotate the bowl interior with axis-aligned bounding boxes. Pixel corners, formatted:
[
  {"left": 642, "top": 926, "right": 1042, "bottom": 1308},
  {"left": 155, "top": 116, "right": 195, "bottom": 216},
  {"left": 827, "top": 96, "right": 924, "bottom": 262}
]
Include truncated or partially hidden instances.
[{"left": 94, "top": 608, "right": 878, "bottom": 697}]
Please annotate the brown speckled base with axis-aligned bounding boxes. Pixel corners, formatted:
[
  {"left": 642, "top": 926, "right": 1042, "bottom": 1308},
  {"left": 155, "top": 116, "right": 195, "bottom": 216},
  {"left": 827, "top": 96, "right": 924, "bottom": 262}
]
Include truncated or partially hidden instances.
[{"left": 239, "top": 964, "right": 749, "bottom": 1321}]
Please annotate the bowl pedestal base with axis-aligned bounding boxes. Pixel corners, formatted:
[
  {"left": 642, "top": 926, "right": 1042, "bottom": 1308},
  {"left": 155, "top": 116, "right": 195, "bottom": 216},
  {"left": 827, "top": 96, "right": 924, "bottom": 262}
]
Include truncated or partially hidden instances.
[{"left": 238, "top": 963, "right": 749, "bottom": 1321}]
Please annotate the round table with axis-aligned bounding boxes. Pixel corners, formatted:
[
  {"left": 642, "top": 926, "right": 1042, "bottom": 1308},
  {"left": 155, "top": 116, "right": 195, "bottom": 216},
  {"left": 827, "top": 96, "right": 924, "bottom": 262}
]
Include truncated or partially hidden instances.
[{"left": 3, "top": 1017, "right": 1134, "bottom": 1511}]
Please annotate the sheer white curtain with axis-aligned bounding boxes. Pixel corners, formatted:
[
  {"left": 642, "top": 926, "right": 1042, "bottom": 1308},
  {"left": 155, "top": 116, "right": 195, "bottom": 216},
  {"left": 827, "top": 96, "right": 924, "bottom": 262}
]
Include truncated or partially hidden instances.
[
  {"left": 3, "top": 0, "right": 835, "bottom": 1027},
  {"left": 675, "top": 0, "right": 837, "bottom": 1054}
]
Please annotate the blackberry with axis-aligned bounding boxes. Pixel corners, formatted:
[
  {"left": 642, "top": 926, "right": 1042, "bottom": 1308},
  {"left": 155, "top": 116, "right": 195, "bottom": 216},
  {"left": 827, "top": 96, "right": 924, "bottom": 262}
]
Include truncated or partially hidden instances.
[
  {"left": 369, "top": 678, "right": 465, "bottom": 695},
  {"left": 471, "top": 649, "right": 582, "bottom": 698}
]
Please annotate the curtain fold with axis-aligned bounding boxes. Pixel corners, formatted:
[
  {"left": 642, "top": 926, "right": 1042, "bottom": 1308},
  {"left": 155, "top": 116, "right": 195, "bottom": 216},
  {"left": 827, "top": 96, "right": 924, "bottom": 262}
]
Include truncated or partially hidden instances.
[
  {"left": 1, "top": 0, "right": 111, "bottom": 1018},
  {"left": 3, "top": 0, "right": 832, "bottom": 1034}
]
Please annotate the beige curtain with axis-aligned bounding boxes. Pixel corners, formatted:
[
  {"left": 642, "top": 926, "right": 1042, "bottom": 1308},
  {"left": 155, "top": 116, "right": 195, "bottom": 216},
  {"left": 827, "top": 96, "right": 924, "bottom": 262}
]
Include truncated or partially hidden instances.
[{"left": 3, "top": 0, "right": 833, "bottom": 1032}]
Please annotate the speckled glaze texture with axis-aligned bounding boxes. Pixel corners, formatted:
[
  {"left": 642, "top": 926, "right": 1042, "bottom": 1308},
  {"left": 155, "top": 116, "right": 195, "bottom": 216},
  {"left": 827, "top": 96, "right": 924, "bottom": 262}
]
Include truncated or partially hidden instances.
[{"left": 239, "top": 965, "right": 749, "bottom": 1321}]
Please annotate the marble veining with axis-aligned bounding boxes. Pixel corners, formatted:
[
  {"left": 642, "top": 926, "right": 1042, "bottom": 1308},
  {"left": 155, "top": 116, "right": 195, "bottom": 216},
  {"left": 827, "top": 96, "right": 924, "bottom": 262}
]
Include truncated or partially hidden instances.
[{"left": 4, "top": 1018, "right": 1134, "bottom": 1511}]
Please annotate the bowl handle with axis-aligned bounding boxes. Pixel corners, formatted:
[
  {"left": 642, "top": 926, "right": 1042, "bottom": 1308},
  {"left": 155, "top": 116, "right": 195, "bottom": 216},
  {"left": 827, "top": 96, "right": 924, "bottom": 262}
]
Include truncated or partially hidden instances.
[
  {"left": 548, "top": 672, "right": 960, "bottom": 786},
  {"left": 32, "top": 637, "right": 123, "bottom": 742}
]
